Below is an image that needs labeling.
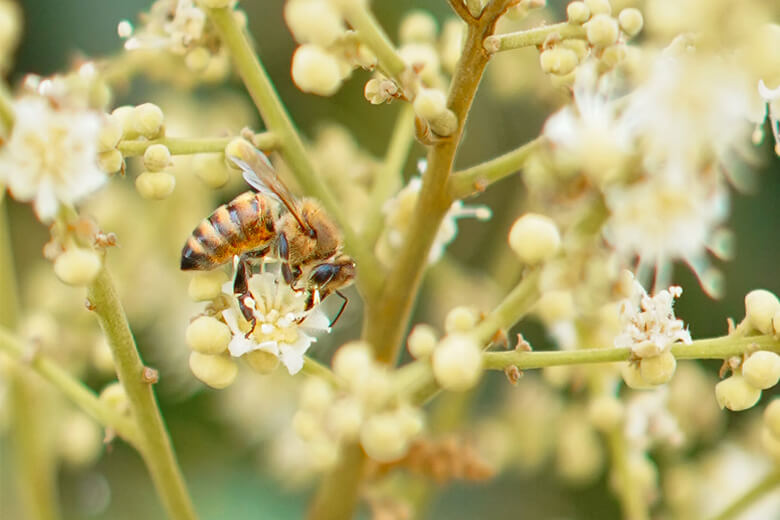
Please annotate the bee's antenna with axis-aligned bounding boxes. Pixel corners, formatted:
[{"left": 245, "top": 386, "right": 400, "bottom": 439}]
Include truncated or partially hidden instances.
[{"left": 329, "top": 290, "right": 348, "bottom": 328}]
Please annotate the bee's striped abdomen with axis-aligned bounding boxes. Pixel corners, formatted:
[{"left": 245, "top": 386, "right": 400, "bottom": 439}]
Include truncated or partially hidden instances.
[{"left": 180, "top": 192, "right": 276, "bottom": 271}]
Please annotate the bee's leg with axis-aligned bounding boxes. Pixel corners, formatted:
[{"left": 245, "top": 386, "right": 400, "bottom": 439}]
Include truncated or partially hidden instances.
[
  {"left": 233, "top": 258, "right": 258, "bottom": 337},
  {"left": 329, "top": 290, "right": 348, "bottom": 328}
]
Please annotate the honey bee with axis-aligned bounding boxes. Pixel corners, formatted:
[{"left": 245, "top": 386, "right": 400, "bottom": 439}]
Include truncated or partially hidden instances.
[{"left": 180, "top": 144, "right": 356, "bottom": 329}]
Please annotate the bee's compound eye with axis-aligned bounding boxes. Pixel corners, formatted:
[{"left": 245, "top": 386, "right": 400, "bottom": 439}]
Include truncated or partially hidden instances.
[{"left": 310, "top": 264, "right": 337, "bottom": 286}]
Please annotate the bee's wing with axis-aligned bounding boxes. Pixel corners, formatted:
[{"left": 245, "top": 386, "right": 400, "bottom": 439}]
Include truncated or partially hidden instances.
[{"left": 228, "top": 149, "right": 310, "bottom": 233}]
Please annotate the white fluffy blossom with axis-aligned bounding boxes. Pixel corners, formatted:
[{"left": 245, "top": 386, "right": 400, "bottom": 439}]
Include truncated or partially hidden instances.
[
  {"left": 614, "top": 273, "right": 691, "bottom": 358},
  {"left": 624, "top": 388, "right": 684, "bottom": 451},
  {"left": 0, "top": 96, "right": 106, "bottom": 221},
  {"left": 221, "top": 272, "right": 330, "bottom": 375}
]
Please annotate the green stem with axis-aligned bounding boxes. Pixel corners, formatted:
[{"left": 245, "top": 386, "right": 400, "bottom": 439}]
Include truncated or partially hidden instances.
[
  {"left": 483, "top": 22, "right": 587, "bottom": 53},
  {"left": 470, "top": 267, "right": 540, "bottom": 346},
  {"left": 709, "top": 470, "right": 780, "bottom": 520},
  {"left": 362, "top": 104, "right": 416, "bottom": 245},
  {"left": 87, "top": 267, "right": 198, "bottom": 520},
  {"left": 302, "top": 356, "right": 344, "bottom": 388},
  {"left": 117, "top": 134, "right": 276, "bottom": 157},
  {"left": 606, "top": 429, "right": 649, "bottom": 520},
  {"left": 483, "top": 335, "right": 780, "bottom": 371},
  {"left": 206, "top": 6, "right": 382, "bottom": 299},
  {"left": 448, "top": 136, "right": 544, "bottom": 199},
  {"left": 0, "top": 327, "right": 142, "bottom": 447},
  {"left": 307, "top": 443, "right": 367, "bottom": 520}
]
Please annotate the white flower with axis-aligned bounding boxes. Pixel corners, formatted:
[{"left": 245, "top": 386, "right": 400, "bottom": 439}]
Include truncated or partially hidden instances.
[
  {"left": 0, "top": 96, "right": 106, "bottom": 221},
  {"left": 614, "top": 273, "right": 691, "bottom": 358},
  {"left": 624, "top": 388, "right": 684, "bottom": 451},
  {"left": 220, "top": 271, "right": 330, "bottom": 375},
  {"left": 757, "top": 79, "right": 780, "bottom": 155}
]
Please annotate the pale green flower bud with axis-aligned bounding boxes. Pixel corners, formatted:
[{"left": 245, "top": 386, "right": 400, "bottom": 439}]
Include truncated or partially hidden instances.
[
  {"left": 585, "top": 14, "right": 619, "bottom": 47},
  {"left": 432, "top": 333, "right": 483, "bottom": 391},
  {"left": 194, "top": 153, "right": 231, "bottom": 188},
  {"left": 540, "top": 47, "right": 579, "bottom": 76},
  {"left": 399, "top": 43, "right": 441, "bottom": 85},
  {"left": 243, "top": 350, "right": 280, "bottom": 374},
  {"left": 618, "top": 8, "right": 643, "bottom": 37},
  {"left": 745, "top": 289, "right": 780, "bottom": 335},
  {"left": 396, "top": 404, "right": 424, "bottom": 437},
  {"left": 292, "top": 410, "right": 322, "bottom": 441},
  {"left": 566, "top": 2, "right": 590, "bottom": 24},
  {"left": 186, "top": 316, "right": 231, "bottom": 355},
  {"left": 54, "top": 248, "right": 102, "bottom": 286},
  {"left": 143, "top": 144, "right": 172, "bottom": 172},
  {"left": 136, "top": 171, "right": 176, "bottom": 200},
  {"left": 360, "top": 412, "right": 409, "bottom": 462},
  {"left": 508, "top": 213, "right": 561, "bottom": 264},
  {"left": 764, "top": 399, "right": 780, "bottom": 438},
  {"left": 300, "top": 377, "right": 334, "bottom": 413},
  {"left": 188, "top": 270, "right": 229, "bottom": 301},
  {"left": 620, "top": 362, "right": 654, "bottom": 390},
  {"left": 399, "top": 10, "right": 437, "bottom": 44},
  {"left": 91, "top": 337, "right": 115, "bottom": 375},
  {"left": 291, "top": 44, "right": 343, "bottom": 96},
  {"left": 715, "top": 373, "right": 761, "bottom": 411},
  {"left": 536, "top": 290, "right": 576, "bottom": 325},
  {"left": 587, "top": 395, "right": 624, "bottom": 432},
  {"left": 185, "top": 47, "right": 211, "bottom": 72},
  {"left": 111, "top": 105, "right": 138, "bottom": 139},
  {"left": 639, "top": 351, "right": 677, "bottom": 386},
  {"left": 600, "top": 44, "right": 627, "bottom": 68},
  {"left": 584, "top": 0, "right": 610, "bottom": 16},
  {"left": 284, "top": 0, "right": 345, "bottom": 47},
  {"left": 132, "top": 103, "right": 164, "bottom": 139},
  {"left": 189, "top": 352, "right": 238, "bottom": 389},
  {"left": 445, "top": 306, "right": 478, "bottom": 334},
  {"left": 97, "top": 149, "right": 123, "bottom": 173},
  {"left": 742, "top": 351, "right": 780, "bottom": 390},
  {"left": 761, "top": 426, "right": 780, "bottom": 463},
  {"left": 413, "top": 88, "right": 447, "bottom": 121},
  {"left": 99, "top": 382, "right": 130, "bottom": 416},
  {"left": 327, "top": 397, "right": 363, "bottom": 440},
  {"left": 58, "top": 412, "right": 103, "bottom": 467},
  {"left": 332, "top": 341, "right": 373, "bottom": 384},
  {"left": 224, "top": 137, "right": 251, "bottom": 167},
  {"left": 407, "top": 324, "right": 438, "bottom": 359},
  {"left": 97, "top": 116, "right": 122, "bottom": 152},
  {"left": 309, "top": 438, "right": 340, "bottom": 471}
]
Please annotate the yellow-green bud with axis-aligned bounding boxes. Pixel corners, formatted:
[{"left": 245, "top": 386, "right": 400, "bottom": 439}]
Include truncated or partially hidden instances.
[
  {"left": 587, "top": 395, "right": 624, "bottom": 432},
  {"left": 742, "top": 351, "right": 780, "bottom": 390},
  {"left": 284, "top": 0, "right": 345, "bottom": 47},
  {"left": 399, "top": 10, "right": 437, "bottom": 44},
  {"left": 188, "top": 270, "right": 229, "bottom": 301},
  {"left": 600, "top": 44, "right": 627, "bottom": 67},
  {"left": 396, "top": 405, "right": 424, "bottom": 437},
  {"left": 243, "top": 349, "right": 280, "bottom": 374},
  {"left": 99, "top": 382, "right": 131, "bottom": 416},
  {"left": 536, "top": 290, "right": 576, "bottom": 325},
  {"left": 97, "top": 116, "right": 122, "bottom": 151},
  {"left": 745, "top": 289, "right": 780, "bottom": 335},
  {"left": 111, "top": 105, "right": 138, "bottom": 139},
  {"left": 618, "top": 8, "right": 643, "bottom": 37},
  {"left": 567, "top": 2, "right": 590, "bottom": 24},
  {"left": 97, "top": 149, "right": 123, "bottom": 173},
  {"left": 399, "top": 42, "right": 441, "bottom": 85},
  {"left": 189, "top": 352, "right": 238, "bottom": 389},
  {"left": 292, "top": 410, "right": 321, "bottom": 441},
  {"left": 327, "top": 397, "right": 363, "bottom": 439},
  {"left": 58, "top": 413, "right": 103, "bottom": 467},
  {"left": 332, "top": 341, "right": 373, "bottom": 383},
  {"left": 540, "top": 47, "right": 579, "bottom": 76},
  {"left": 584, "top": 0, "right": 610, "bottom": 16},
  {"left": 432, "top": 333, "right": 483, "bottom": 391},
  {"left": 91, "top": 337, "right": 115, "bottom": 374},
  {"left": 132, "top": 102, "right": 164, "bottom": 139},
  {"left": 407, "top": 324, "right": 438, "bottom": 359},
  {"left": 136, "top": 171, "right": 176, "bottom": 200},
  {"left": 360, "top": 412, "right": 409, "bottom": 462},
  {"left": 715, "top": 373, "right": 761, "bottom": 411},
  {"left": 585, "top": 14, "right": 619, "bottom": 47},
  {"left": 224, "top": 137, "right": 251, "bottom": 167},
  {"left": 508, "top": 213, "right": 561, "bottom": 264},
  {"left": 185, "top": 46, "right": 211, "bottom": 72},
  {"left": 186, "top": 316, "right": 231, "bottom": 355},
  {"left": 143, "top": 143, "right": 171, "bottom": 172},
  {"left": 762, "top": 426, "right": 780, "bottom": 463},
  {"left": 54, "top": 248, "right": 102, "bottom": 286},
  {"left": 198, "top": 0, "right": 231, "bottom": 8},
  {"left": 765, "top": 399, "right": 780, "bottom": 438},
  {"left": 444, "top": 306, "right": 478, "bottom": 334},
  {"left": 300, "top": 377, "right": 334, "bottom": 413},
  {"left": 194, "top": 153, "right": 231, "bottom": 188},
  {"left": 291, "top": 44, "right": 343, "bottom": 96},
  {"left": 309, "top": 438, "right": 340, "bottom": 471},
  {"left": 413, "top": 87, "right": 447, "bottom": 121},
  {"left": 620, "top": 362, "right": 654, "bottom": 390},
  {"left": 639, "top": 351, "right": 677, "bottom": 386},
  {"left": 774, "top": 311, "right": 780, "bottom": 336}
]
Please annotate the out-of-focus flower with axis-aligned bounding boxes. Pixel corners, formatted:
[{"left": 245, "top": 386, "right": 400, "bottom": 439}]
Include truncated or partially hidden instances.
[
  {"left": 757, "top": 79, "right": 780, "bottom": 155},
  {"left": 0, "top": 95, "right": 106, "bottom": 221},
  {"left": 221, "top": 271, "right": 330, "bottom": 375},
  {"left": 0, "top": 0, "right": 22, "bottom": 74},
  {"left": 624, "top": 388, "right": 684, "bottom": 451}
]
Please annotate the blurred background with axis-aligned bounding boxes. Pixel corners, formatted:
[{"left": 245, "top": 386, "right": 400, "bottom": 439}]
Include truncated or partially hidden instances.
[{"left": 1, "top": 1, "right": 779, "bottom": 519}]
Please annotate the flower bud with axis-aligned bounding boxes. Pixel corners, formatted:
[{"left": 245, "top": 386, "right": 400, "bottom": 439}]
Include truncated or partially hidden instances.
[
  {"left": 399, "top": 10, "right": 437, "bottom": 44},
  {"left": 186, "top": 316, "right": 231, "bottom": 355},
  {"left": 585, "top": 14, "right": 619, "bottom": 47},
  {"left": 332, "top": 341, "right": 373, "bottom": 383},
  {"left": 639, "top": 351, "right": 677, "bottom": 386},
  {"left": 58, "top": 412, "right": 103, "bottom": 467},
  {"left": 132, "top": 102, "right": 164, "bottom": 139},
  {"left": 413, "top": 87, "right": 447, "bottom": 120},
  {"left": 360, "top": 412, "right": 409, "bottom": 462},
  {"left": 364, "top": 78, "right": 394, "bottom": 104},
  {"left": 765, "top": 399, "right": 780, "bottom": 438},
  {"left": 143, "top": 144, "right": 171, "bottom": 172},
  {"left": 291, "top": 44, "right": 343, "bottom": 96},
  {"left": 292, "top": 410, "right": 321, "bottom": 441},
  {"left": 188, "top": 270, "right": 229, "bottom": 301},
  {"left": 189, "top": 352, "right": 238, "bottom": 389},
  {"left": 618, "top": 8, "right": 643, "bottom": 37},
  {"left": 300, "top": 377, "right": 334, "bottom": 413},
  {"left": 243, "top": 349, "right": 280, "bottom": 374},
  {"left": 432, "top": 333, "right": 483, "bottom": 391},
  {"left": 445, "top": 306, "right": 478, "bottom": 333},
  {"left": 620, "top": 362, "right": 654, "bottom": 390},
  {"left": 399, "top": 43, "right": 441, "bottom": 85},
  {"left": 745, "top": 289, "right": 780, "bottom": 334},
  {"left": 327, "top": 397, "right": 363, "bottom": 439},
  {"left": 98, "top": 116, "right": 122, "bottom": 151},
  {"left": 584, "top": 0, "right": 610, "bottom": 16},
  {"left": 309, "top": 438, "right": 340, "bottom": 471},
  {"left": 199, "top": 0, "right": 231, "bottom": 8},
  {"left": 91, "top": 337, "right": 115, "bottom": 374},
  {"left": 762, "top": 426, "right": 780, "bottom": 462},
  {"left": 536, "top": 290, "right": 576, "bottom": 325},
  {"left": 284, "top": 0, "right": 345, "bottom": 47},
  {"left": 54, "top": 248, "right": 102, "bottom": 286},
  {"left": 194, "top": 153, "right": 231, "bottom": 188},
  {"left": 508, "top": 213, "right": 561, "bottom": 264},
  {"left": 600, "top": 44, "right": 627, "bottom": 68},
  {"left": 396, "top": 404, "right": 424, "bottom": 437},
  {"left": 185, "top": 46, "right": 211, "bottom": 72},
  {"left": 99, "top": 382, "right": 131, "bottom": 416},
  {"left": 97, "top": 149, "right": 123, "bottom": 173},
  {"left": 715, "top": 373, "right": 761, "bottom": 411},
  {"left": 566, "top": 1, "right": 590, "bottom": 24},
  {"left": 742, "top": 351, "right": 780, "bottom": 390},
  {"left": 587, "top": 395, "right": 624, "bottom": 432},
  {"left": 135, "top": 171, "right": 176, "bottom": 200},
  {"left": 111, "top": 105, "right": 138, "bottom": 139},
  {"left": 539, "top": 47, "right": 579, "bottom": 76},
  {"left": 408, "top": 324, "right": 438, "bottom": 359},
  {"left": 774, "top": 311, "right": 780, "bottom": 336}
]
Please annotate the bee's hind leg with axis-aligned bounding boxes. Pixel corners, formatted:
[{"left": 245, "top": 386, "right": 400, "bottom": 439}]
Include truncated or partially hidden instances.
[{"left": 233, "top": 257, "right": 258, "bottom": 337}]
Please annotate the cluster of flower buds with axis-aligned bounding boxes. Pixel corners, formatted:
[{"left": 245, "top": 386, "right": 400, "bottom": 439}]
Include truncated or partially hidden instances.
[
  {"left": 289, "top": 342, "right": 424, "bottom": 468},
  {"left": 285, "top": 0, "right": 376, "bottom": 96}
]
